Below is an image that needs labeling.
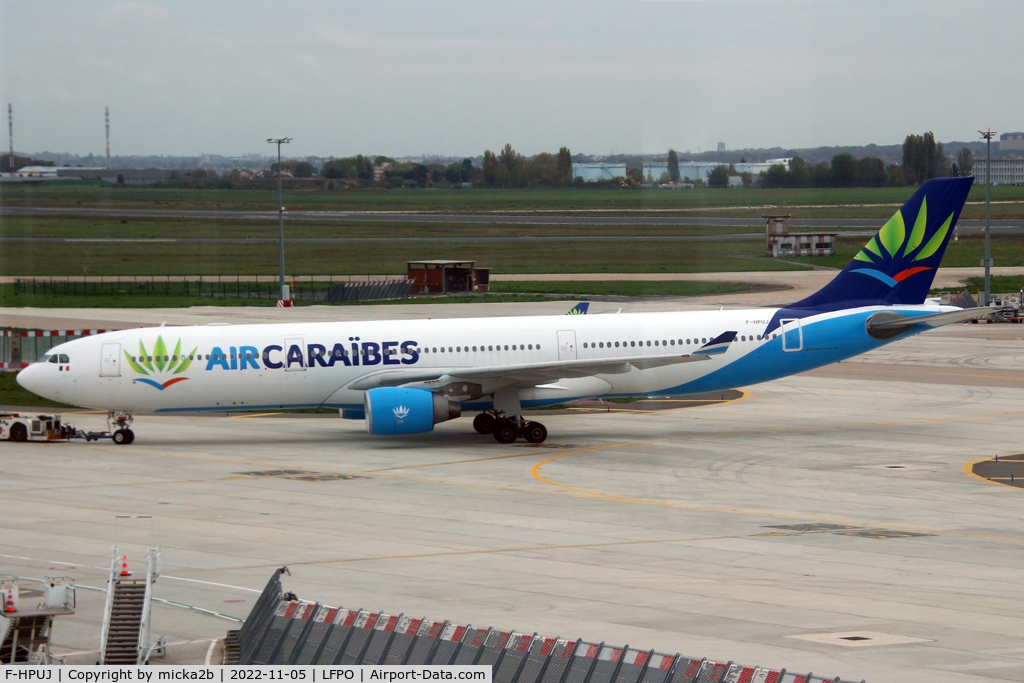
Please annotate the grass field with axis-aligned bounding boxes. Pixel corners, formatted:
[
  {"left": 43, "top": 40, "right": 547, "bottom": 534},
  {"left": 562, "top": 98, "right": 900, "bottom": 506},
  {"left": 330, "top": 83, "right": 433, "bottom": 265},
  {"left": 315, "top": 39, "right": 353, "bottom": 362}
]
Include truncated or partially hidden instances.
[
  {"left": 4, "top": 181, "right": 1023, "bottom": 218},
  {"left": 795, "top": 235, "right": 1024, "bottom": 271},
  {"left": 0, "top": 235, "right": 809, "bottom": 277},
  {"left": 0, "top": 215, "right": 770, "bottom": 239},
  {"left": 964, "top": 275, "right": 1024, "bottom": 295}
]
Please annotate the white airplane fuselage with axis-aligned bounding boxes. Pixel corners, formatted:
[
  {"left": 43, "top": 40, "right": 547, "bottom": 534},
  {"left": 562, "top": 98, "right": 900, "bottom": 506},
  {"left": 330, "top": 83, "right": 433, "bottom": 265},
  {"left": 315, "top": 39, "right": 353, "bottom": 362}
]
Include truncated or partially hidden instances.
[{"left": 17, "top": 304, "right": 947, "bottom": 415}]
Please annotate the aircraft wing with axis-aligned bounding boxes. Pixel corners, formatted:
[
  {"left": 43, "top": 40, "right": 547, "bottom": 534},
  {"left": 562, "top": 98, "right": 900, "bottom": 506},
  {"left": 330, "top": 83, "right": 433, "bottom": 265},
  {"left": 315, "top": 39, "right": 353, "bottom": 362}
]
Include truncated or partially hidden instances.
[{"left": 347, "top": 331, "right": 737, "bottom": 390}]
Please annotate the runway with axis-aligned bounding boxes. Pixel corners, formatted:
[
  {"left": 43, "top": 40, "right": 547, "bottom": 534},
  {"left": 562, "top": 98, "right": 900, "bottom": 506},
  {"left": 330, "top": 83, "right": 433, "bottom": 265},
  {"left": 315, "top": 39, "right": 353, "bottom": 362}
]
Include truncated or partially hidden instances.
[
  {"left": 2, "top": 205, "right": 1021, "bottom": 233},
  {"left": 2, "top": 307, "right": 1024, "bottom": 680}
]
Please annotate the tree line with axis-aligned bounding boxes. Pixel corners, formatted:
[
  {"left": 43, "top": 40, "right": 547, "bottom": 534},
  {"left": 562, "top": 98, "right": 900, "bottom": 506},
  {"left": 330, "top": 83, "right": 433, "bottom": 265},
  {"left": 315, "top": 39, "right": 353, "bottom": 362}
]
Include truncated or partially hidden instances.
[
  {"left": 760, "top": 131, "right": 976, "bottom": 188},
  {"left": 481, "top": 144, "right": 573, "bottom": 187},
  {"left": 1, "top": 155, "right": 54, "bottom": 173}
]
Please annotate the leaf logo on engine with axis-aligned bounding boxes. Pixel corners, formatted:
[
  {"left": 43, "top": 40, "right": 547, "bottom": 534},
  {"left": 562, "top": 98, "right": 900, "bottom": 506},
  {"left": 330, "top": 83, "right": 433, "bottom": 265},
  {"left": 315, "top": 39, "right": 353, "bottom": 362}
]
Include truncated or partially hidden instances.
[{"left": 392, "top": 405, "right": 410, "bottom": 420}]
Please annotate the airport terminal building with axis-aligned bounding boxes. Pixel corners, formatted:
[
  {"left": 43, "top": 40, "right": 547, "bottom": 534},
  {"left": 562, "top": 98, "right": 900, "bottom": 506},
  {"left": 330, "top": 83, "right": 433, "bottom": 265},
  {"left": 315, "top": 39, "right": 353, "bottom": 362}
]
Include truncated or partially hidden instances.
[{"left": 972, "top": 157, "right": 1024, "bottom": 185}]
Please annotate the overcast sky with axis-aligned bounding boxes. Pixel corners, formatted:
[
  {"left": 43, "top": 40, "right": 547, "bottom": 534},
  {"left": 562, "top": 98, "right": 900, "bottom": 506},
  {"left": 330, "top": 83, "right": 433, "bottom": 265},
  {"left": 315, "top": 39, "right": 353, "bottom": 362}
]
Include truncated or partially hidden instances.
[{"left": 2, "top": 1, "right": 1020, "bottom": 158}]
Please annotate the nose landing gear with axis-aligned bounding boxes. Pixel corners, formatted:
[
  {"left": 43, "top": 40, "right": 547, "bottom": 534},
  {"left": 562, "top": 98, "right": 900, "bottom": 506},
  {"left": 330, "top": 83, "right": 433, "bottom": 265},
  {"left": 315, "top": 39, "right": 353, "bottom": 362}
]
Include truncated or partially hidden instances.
[
  {"left": 108, "top": 411, "right": 135, "bottom": 446},
  {"left": 474, "top": 411, "right": 548, "bottom": 444}
]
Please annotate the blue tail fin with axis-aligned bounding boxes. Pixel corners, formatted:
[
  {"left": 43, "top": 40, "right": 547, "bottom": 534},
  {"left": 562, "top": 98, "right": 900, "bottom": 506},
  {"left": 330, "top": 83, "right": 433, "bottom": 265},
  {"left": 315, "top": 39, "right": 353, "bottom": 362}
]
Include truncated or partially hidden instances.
[
  {"left": 567, "top": 302, "right": 589, "bottom": 315},
  {"left": 790, "top": 177, "right": 973, "bottom": 310}
]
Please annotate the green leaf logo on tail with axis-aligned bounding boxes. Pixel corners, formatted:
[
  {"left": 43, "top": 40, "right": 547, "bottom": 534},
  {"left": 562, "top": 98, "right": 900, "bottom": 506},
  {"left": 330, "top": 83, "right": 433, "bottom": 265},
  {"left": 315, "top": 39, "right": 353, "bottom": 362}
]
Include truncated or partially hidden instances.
[
  {"left": 851, "top": 198, "right": 955, "bottom": 287},
  {"left": 124, "top": 335, "right": 197, "bottom": 390}
]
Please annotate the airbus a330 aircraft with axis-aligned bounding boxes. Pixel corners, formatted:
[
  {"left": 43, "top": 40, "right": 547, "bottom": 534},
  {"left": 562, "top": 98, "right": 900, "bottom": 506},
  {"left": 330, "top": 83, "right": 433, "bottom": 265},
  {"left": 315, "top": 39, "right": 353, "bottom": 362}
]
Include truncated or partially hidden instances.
[{"left": 18, "top": 177, "right": 984, "bottom": 445}]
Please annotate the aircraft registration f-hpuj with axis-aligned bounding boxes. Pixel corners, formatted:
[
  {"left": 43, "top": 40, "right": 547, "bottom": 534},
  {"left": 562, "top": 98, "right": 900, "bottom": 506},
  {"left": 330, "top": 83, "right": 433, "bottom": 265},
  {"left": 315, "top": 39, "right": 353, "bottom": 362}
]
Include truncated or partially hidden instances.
[{"left": 18, "top": 177, "right": 986, "bottom": 445}]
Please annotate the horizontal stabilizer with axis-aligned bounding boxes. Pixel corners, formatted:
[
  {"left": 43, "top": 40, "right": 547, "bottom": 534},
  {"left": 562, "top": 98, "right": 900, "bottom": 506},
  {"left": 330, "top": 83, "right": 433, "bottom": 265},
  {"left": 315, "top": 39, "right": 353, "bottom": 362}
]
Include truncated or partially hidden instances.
[{"left": 866, "top": 307, "right": 989, "bottom": 337}]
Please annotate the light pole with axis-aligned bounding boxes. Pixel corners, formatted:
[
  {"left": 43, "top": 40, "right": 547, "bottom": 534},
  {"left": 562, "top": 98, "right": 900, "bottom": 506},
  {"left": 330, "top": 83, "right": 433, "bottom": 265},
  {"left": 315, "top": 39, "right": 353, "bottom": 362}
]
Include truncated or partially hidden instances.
[
  {"left": 979, "top": 129, "right": 996, "bottom": 306},
  {"left": 267, "top": 136, "right": 292, "bottom": 302}
]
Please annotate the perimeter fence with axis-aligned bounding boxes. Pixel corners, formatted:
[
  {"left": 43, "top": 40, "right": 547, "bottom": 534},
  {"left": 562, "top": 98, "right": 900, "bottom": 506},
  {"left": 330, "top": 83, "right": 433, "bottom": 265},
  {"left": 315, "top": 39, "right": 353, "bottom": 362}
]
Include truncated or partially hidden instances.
[{"left": 11, "top": 275, "right": 412, "bottom": 303}]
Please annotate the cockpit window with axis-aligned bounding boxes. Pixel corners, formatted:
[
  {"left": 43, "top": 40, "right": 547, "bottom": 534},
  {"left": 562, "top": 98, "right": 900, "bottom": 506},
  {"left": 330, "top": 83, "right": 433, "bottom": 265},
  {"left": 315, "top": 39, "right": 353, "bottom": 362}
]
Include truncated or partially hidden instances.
[
  {"left": 58, "top": 354, "right": 70, "bottom": 363},
  {"left": 48, "top": 355, "right": 58, "bottom": 363},
  {"left": 41, "top": 354, "right": 53, "bottom": 363}
]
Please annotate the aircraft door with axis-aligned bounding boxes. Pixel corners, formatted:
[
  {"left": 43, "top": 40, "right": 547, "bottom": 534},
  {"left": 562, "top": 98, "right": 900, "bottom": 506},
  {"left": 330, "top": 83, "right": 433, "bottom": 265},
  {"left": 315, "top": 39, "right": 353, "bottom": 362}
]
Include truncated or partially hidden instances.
[
  {"left": 284, "top": 337, "right": 306, "bottom": 371},
  {"left": 557, "top": 330, "right": 577, "bottom": 361},
  {"left": 100, "top": 343, "right": 121, "bottom": 377},
  {"left": 780, "top": 319, "right": 803, "bottom": 352}
]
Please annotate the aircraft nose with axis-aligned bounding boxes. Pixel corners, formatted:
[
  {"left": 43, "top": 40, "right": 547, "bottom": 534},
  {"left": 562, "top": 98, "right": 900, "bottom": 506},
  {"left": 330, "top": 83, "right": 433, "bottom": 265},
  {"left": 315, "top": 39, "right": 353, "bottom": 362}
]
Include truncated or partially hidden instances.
[{"left": 16, "top": 364, "right": 41, "bottom": 395}]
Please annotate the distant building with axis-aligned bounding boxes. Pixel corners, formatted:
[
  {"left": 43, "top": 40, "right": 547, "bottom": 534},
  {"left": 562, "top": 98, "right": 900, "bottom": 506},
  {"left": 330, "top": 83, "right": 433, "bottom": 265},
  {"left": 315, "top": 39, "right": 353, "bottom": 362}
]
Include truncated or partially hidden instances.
[
  {"left": 676, "top": 161, "right": 785, "bottom": 183},
  {"left": 8, "top": 165, "right": 57, "bottom": 179},
  {"left": 572, "top": 163, "right": 627, "bottom": 182},
  {"left": 48, "top": 167, "right": 195, "bottom": 185},
  {"left": 642, "top": 164, "right": 670, "bottom": 183},
  {"left": 972, "top": 158, "right": 1024, "bottom": 185},
  {"left": 1000, "top": 132, "right": 1024, "bottom": 152},
  {"left": 764, "top": 214, "right": 837, "bottom": 257}
]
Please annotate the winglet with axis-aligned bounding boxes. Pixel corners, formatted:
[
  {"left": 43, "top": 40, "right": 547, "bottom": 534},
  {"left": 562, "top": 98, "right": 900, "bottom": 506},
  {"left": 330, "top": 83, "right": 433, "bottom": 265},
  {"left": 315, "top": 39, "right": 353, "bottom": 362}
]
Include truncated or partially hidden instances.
[
  {"left": 566, "top": 302, "right": 589, "bottom": 315},
  {"left": 697, "top": 331, "right": 737, "bottom": 356}
]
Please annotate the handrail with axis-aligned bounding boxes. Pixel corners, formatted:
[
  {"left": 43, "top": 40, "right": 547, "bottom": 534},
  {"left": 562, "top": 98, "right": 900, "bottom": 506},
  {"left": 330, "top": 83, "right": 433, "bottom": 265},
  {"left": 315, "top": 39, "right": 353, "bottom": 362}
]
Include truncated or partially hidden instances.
[
  {"left": 137, "top": 547, "right": 161, "bottom": 664},
  {"left": 97, "top": 546, "right": 119, "bottom": 665}
]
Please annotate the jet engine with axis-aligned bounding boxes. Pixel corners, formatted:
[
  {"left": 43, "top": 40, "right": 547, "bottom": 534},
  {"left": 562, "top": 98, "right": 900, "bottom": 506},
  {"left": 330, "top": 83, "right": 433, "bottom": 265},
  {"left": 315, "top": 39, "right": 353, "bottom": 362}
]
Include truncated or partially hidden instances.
[{"left": 364, "top": 387, "right": 461, "bottom": 435}]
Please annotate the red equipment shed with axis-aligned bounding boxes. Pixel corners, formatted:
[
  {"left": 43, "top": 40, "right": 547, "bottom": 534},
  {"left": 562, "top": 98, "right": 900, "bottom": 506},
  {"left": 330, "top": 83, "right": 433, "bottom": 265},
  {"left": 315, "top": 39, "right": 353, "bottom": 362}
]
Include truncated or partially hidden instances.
[{"left": 407, "top": 260, "right": 490, "bottom": 294}]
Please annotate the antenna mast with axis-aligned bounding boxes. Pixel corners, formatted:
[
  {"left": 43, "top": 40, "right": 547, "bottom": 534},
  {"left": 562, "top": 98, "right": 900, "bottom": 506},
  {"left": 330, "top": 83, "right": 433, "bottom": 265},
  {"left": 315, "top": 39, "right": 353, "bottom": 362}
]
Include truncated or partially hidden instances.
[
  {"left": 7, "top": 104, "right": 12, "bottom": 173},
  {"left": 105, "top": 106, "right": 111, "bottom": 169}
]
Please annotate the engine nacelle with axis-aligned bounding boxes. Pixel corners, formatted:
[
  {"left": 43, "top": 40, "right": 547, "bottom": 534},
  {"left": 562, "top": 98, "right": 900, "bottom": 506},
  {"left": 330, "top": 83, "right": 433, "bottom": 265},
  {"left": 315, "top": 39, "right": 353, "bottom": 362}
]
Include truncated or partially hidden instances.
[{"left": 364, "top": 387, "right": 461, "bottom": 436}]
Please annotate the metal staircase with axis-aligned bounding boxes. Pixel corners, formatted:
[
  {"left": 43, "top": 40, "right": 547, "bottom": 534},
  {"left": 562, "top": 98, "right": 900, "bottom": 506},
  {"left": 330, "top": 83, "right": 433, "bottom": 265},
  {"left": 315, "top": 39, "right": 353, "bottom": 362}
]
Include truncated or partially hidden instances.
[
  {"left": 99, "top": 547, "right": 162, "bottom": 665},
  {"left": 0, "top": 577, "right": 75, "bottom": 664},
  {"left": 1, "top": 613, "right": 50, "bottom": 664}
]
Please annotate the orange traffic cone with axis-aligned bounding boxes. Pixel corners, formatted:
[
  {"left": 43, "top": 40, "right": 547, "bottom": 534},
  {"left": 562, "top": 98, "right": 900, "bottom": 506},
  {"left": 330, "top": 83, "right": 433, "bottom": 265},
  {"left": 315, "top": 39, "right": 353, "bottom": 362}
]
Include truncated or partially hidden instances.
[
  {"left": 120, "top": 555, "right": 131, "bottom": 577},
  {"left": 4, "top": 592, "right": 15, "bottom": 613}
]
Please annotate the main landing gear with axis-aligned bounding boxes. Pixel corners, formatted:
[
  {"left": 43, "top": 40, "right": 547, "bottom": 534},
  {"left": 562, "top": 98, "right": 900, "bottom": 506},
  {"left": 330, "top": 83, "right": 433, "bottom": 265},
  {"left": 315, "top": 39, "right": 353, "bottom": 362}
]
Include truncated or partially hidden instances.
[{"left": 473, "top": 411, "right": 548, "bottom": 444}]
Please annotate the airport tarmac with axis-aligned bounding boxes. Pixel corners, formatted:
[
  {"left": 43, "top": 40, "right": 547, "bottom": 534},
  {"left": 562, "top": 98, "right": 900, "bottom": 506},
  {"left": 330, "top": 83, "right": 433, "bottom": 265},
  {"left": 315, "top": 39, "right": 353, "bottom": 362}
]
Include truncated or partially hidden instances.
[{"left": 3, "top": 312, "right": 1024, "bottom": 680}]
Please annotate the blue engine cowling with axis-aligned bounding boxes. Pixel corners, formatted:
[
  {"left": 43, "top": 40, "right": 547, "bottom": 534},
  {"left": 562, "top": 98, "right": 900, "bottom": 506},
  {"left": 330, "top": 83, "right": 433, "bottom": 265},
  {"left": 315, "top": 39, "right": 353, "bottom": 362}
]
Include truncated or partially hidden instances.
[{"left": 364, "top": 387, "right": 461, "bottom": 435}]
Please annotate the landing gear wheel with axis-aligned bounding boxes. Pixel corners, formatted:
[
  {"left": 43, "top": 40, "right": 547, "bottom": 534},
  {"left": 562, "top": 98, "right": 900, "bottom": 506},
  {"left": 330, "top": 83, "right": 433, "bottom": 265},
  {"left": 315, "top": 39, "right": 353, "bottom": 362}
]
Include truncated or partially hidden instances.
[
  {"left": 123, "top": 429, "right": 135, "bottom": 445},
  {"left": 473, "top": 413, "right": 497, "bottom": 434},
  {"left": 523, "top": 421, "right": 548, "bottom": 444},
  {"left": 112, "top": 429, "right": 133, "bottom": 445},
  {"left": 493, "top": 420, "right": 519, "bottom": 444},
  {"left": 10, "top": 423, "right": 27, "bottom": 443}
]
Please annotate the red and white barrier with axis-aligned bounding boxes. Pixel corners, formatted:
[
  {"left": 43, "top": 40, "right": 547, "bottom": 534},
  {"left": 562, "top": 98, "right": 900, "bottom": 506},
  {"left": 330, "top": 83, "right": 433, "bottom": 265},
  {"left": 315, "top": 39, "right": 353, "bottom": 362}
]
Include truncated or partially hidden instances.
[
  {"left": 394, "top": 615, "right": 423, "bottom": 636},
  {"left": 416, "top": 620, "right": 444, "bottom": 640},
  {"left": 373, "top": 613, "right": 400, "bottom": 633},
  {"left": 505, "top": 633, "right": 533, "bottom": 654},
  {"left": 680, "top": 658, "right": 704, "bottom": 680},
  {"left": 484, "top": 630, "right": 512, "bottom": 650},
  {"left": 438, "top": 623, "right": 467, "bottom": 643},
  {"left": 464, "top": 627, "right": 489, "bottom": 649},
  {"left": 18, "top": 329, "right": 110, "bottom": 337},
  {"left": 352, "top": 611, "right": 379, "bottom": 631}
]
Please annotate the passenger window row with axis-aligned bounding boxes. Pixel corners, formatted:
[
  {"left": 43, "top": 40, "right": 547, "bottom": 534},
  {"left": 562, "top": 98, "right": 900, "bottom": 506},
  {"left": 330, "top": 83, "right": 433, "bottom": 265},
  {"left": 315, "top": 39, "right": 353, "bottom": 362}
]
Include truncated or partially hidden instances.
[
  {"left": 418, "top": 344, "right": 539, "bottom": 354},
  {"left": 582, "top": 333, "right": 777, "bottom": 350}
]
